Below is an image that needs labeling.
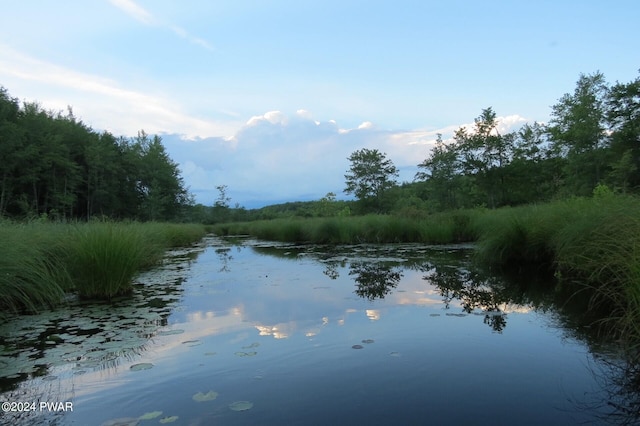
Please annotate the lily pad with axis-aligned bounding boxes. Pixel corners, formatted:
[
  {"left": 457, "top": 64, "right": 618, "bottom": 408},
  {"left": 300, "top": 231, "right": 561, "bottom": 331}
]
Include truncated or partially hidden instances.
[
  {"left": 138, "top": 411, "right": 162, "bottom": 420},
  {"left": 101, "top": 418, "right": 139, "bottom": 426},
  {"left": 159, "top": 416, "right": 178, "bottom": 424},
  {"left": 157, "top": 329, "right": 184, "bottom": 336},
  {"left": 234, "top": 351, "right": 257, "bottom": 357},
  {"left": 192, "top": 391, "right": 219, "bottom": 402},
  {"left": 362, "top": 339, "right": 375, "bottom": 344},
  {"left": 229, "top": 401, "right": 253, "bottom": 411},
  {"left": 130, "top": 363, "right": 154, "bottom": 371},
  {"left": 352, "top": 344, "right": 364, "bottom": 349}
]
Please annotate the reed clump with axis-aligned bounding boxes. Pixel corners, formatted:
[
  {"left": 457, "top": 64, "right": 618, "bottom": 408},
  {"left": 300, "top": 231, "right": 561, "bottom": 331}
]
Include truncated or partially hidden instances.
[
  {"left": 0, "top": 223, "right": 69, "bottom": 319},
  {"left": 0, "top": 221, "right": 209, "bottom": 313},
  {"left": 64, "top": 222, "right": 150, "bottom": 299}
]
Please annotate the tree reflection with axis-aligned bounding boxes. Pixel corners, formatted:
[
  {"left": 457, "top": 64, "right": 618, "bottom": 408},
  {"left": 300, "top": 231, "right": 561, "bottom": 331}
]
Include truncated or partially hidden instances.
[
  {"left": 322, "top": 262, "right": 340, "bottom": 280},
  {"left": 422, "top": 262, "right": 544, "bottom": 333},
  {"left": 349, "top": 262, "right": 403, "bottom": 301},
  {"left": 215, "top": 247, "right": 233, "bottom": 272}
]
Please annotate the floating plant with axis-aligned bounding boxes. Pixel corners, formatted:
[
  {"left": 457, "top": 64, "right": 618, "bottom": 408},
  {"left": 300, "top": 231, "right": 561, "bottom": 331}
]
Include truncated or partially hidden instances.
[
  {"left": 159, "top": 416, "right": 178, "bottom": 423},
  {"left": 192, "top": 391, "right": 219, "bottom": 402},
  {"left": 157, "top": 329, "right": 184, "bottom": 336},
  {"left": 234, "top": 351, "right": 257, "bottom": 357},
  {"left": 352, "top": 345, "right": 363, "bottom": 349},
  {"left": 229, "top": 401, "right": 253, "bottom": 411},
  {"left": 101, "top": 418, "right": 140, "bottom": 426},
  {"left": 361, "top": 339, "right": 374, "bottom": 344},
  {"left": 129, "top": 363, "right": 154, "bottom": 371},
  {"left": 138, "top": 411, "right": 162, "bottom": 420}
]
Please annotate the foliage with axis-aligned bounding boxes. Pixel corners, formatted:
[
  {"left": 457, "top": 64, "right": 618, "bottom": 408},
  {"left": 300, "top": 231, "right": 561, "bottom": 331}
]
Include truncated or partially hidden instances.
[
  {"left": 0, "top": 88, "right": 192, "bottom": 221},
  {"left": 344, "top": 148, "right": 398, "bottom": 213}
]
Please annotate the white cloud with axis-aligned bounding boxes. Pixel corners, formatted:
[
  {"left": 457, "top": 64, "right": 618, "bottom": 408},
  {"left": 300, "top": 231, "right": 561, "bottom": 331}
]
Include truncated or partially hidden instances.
[
  {"left": 109, "top": 0, "right": 214, "bottom": 51},
  {"left": 163, "top": 110, "right": 532, "bottom": 207},
  {"left": 0, "top": 44, "right": 237, "bottom": 138},
  {"left": 108, "top": 0, "right": 154, "bottom": 25}
]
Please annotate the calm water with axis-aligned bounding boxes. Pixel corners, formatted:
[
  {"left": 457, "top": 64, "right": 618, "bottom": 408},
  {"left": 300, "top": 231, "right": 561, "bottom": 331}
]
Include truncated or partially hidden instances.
[{"left": 0, "top": 236, "right": 636, "bottom": 425}]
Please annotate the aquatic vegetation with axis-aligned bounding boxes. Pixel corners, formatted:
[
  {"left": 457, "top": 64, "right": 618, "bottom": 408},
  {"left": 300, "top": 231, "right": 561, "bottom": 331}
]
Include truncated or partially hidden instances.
[
  {"left": 352, "top": 344, "right": 364, "bottom": 349},
  {"left": 229, "top": 401, "right": 253, "bottom": 411},
  {"left": 235, "top": 351, "right": 258, "bottom": 357},
  {"left": 159, "top": 415, "right": 179, "bottom": 423},
  {"left": 139, "top": 411, "right": 162, "bottom": 420},
  {"left": 0, "top": 221, "right": 208, "bottom": 312},
  {"left": 130, "top": 363, "right": 154, "bottom": 371},
  {"left": 65, "top": 223, "right": 151, "bottom": 299},
  {"left": 192, "top": 391, "right": 218, "bottom": 402},
  {"left": 210, "top": 211, "right": 478, "bottom": 245},
  {"left": 0, "top": 223, "right": 69, "bottom": 318}
]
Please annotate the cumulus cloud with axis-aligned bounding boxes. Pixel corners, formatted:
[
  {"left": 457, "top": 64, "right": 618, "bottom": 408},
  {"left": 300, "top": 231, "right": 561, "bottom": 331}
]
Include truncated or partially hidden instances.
[
  {"left": 163, "top": 111, "right": 438, "bottom": 207},
  {"left": 163, "top": 110, "right": 530, "bottom": 207}
]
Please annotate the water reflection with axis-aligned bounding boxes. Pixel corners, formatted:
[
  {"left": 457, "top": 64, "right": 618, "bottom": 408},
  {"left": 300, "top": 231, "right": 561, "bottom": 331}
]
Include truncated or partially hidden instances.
[
  {"left": 349, "top": 262, "right": 403, "bottom": 301},
  {"left": 0, "top": 243, "right": 206, "bottom": 425},
  {"left": 3, "top": 237, "right": 640, "bottom": 425}
]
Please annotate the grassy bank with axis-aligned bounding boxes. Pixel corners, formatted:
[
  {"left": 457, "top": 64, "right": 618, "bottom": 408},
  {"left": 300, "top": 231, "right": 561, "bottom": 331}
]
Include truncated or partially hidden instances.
[
  {"left": 211, "top": 210, "right": 477, "bottom": 244},
  {"left": 470, "top": 194, "right": 640, "bottom": 353},
  {"left": 0, "top": 221, "right": 209, "bottom": 317},
  {"left": 212, "top": 194, "right": 640, "bottom": 348}
]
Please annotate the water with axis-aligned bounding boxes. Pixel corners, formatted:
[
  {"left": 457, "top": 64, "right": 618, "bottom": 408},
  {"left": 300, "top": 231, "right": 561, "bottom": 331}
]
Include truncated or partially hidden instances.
[{"left": 0, "top": 236, "right": 636, "bottom": 425}]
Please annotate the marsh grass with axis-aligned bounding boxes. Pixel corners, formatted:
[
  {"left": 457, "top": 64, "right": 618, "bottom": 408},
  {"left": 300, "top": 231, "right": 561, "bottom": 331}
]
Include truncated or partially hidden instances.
[
  {"left": 469, "top": 195, "right": 640, "bottom": 349},
  {"left": 0, "top": 224, "right": 68, "bottom": 319},
  {"left": 64, "top": 223, "right": 150, "bottom": 299},
  {"left": 0, "top": 221, "right": 208, "bottom": 312},
  {"left": 211, "top": 211, "right": 478, "bottom": 245}
]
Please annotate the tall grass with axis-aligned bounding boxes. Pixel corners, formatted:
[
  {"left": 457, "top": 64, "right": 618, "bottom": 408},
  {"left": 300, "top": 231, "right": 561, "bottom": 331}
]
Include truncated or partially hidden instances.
[
  {"left": 0, "top": 221, "right": 209, "bottom": 314},
  {"left": 210, "top": 211, "right": 478, "bottom": 245},
  {"left": 469, "top": 194, "right": 640, "bottom": 349},
  {"left": 0, "top": 224, "right": 68, "bottom": 319},
  {"left": 64, "top": 223, "right": 151, "bottom": 299}
]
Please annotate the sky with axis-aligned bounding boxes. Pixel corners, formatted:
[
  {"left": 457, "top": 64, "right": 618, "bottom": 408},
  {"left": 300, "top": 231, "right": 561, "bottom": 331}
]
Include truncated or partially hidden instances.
[{"left": 0, "top": 1, "right": 638, "bottom": 208}]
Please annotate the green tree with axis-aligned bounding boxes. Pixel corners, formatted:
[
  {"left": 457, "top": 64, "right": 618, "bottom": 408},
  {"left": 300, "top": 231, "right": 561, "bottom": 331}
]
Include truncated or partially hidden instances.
[
  {"left": 455, "top": 108, "right": 514, "bottom": 208},
  {"left": 415, "top": 133, "right": 461, "bottom": 210},
  {"left": 344, "top": 148, "right": 398, "bottom": 212},
  {"left": 548, "top": 72, "right": 610, "bottom": 195},
  {"left": 607, "top": 72, "right": 640, "bottom": 192},
  {"left": 133, "top": 131, "right": 190, "bottom": 221},
  {"left": 0, "top": 87, "right": 23, "bottom": 216}
]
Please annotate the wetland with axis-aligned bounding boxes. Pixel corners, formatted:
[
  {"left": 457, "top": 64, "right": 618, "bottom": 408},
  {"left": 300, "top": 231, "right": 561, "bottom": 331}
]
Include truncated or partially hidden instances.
[{"left": 1, "top": 236, "right": 637, "bottom": 425}]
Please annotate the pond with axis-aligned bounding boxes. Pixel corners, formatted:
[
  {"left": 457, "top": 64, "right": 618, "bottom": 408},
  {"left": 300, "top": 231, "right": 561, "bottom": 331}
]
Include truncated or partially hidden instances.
[{"left": 0, "top": 236, "right": 637, "bottom": 425}]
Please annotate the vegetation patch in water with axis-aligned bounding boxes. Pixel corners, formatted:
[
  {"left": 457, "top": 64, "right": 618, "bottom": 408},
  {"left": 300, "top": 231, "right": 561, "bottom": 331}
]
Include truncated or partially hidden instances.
[
  {"left": 138, "top": 411, "right": 162, "bottom": 420},
  {"left": 229, "top": 401, "right": 253, "bottom": 411},
  {"left": 192, "top": 391, "right": 219, "bottom": 402},
  {"left": 129, "top": 363, "right": 154, "bottom": 371}
]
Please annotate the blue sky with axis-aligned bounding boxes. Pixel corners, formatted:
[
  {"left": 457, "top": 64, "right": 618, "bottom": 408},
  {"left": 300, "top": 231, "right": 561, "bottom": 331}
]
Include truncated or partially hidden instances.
[{"left": 0, "top": 1, "right": 638, "bottom": 207}]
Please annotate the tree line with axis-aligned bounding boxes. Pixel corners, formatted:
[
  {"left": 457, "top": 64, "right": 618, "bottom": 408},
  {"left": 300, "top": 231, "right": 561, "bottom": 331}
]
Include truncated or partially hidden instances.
[
  {"left": 0, "top": 88, "right": 191, "bottom": 221},
  {"left": 343, "top": 71, "right": 640, "bottom": 215}
]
